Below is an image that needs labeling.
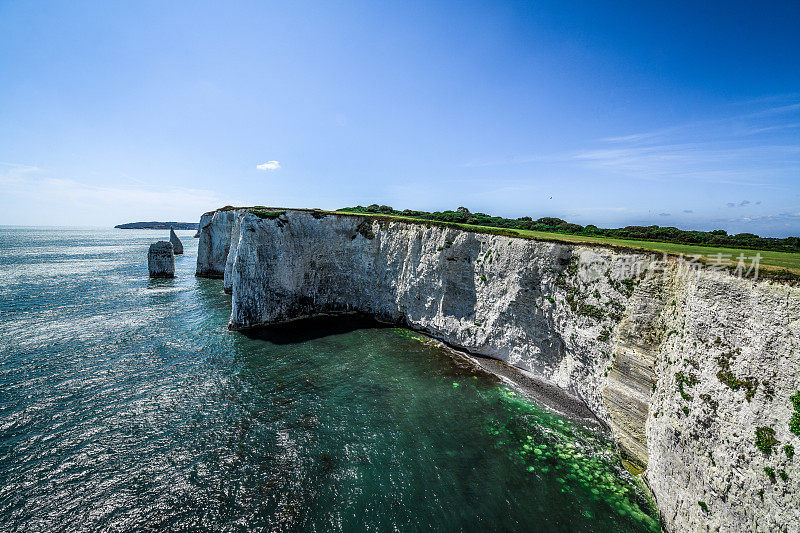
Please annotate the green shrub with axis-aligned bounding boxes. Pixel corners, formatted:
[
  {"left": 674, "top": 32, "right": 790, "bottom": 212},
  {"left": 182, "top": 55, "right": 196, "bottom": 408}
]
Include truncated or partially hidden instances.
[
  {"left": 764, "top": 467, "right": 776, "bottom": 483},
  {"left": 698, "top": 501, "right": 708, "bottom": 513},
  {"left": 335, "top": 205, "right": 800, "bottom": 253},
  {"left": 619, "top": 278, "right": 636, "bottom": 297},
  {"left": 784, "top": 444, "right": 795, "bottom": 459},
  {"left": 250, "top": 209, "right": 286, "bottom": 220},
  {"left": 676, "top": 371, "right": 699, "bottom": 402},
  {"left": 755, "top": 427, "right": 779, "bottom": 455},
  {"left": 790, "top": 391, "right": 800, "bottom": 436},
  {"left": 356, "top": 220, "right": 375, "bottom": 239},
  {"left": 779, "top": 470, "right": 788, "bottom": 482},
  {"left": 716, "top": 352, "right": 758, "bottom": 401},
  {"left": 577, "top": 303, "right": 605, "bottom": 320}
]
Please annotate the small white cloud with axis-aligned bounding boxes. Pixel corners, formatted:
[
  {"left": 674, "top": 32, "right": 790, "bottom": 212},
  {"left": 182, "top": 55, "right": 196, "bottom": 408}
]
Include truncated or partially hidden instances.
[{"left": 257, "top": 161, "right": 281, "bottom": 171}]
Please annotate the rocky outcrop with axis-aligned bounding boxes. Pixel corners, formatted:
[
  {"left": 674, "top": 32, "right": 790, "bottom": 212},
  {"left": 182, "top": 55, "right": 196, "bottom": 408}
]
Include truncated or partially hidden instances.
[
  {"left": 148, "top": 241, "right": 174, "bottom": 278},
  {"left": 169, "top": 228, "right": 184, "bottom": 254},
  {"left": 198, "top": 208, "right": 800, "bottom": 532}
]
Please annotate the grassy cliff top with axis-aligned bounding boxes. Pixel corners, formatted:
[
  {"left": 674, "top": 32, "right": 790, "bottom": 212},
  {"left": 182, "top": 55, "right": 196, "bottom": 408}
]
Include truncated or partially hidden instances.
[
  {"left": 341, "top": 210, "right": 800, "bottom": 278},
  {"left": 207, "top": 206, "right": 800, "bottom": 278}
]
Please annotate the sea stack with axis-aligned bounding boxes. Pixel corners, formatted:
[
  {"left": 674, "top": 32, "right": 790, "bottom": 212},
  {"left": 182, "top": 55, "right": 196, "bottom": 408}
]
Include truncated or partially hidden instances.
[
  {"left": 169, "top": 227, "right": 184, "bottom": 254},
  {"left": 148, "top": 241, "right": 175, "bottom": 278}
]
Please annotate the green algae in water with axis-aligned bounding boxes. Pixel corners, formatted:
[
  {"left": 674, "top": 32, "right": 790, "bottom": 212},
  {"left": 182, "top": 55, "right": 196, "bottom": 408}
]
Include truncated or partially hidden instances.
[{"left": 479, "top": 385, "right": 661, "bottom": 532}]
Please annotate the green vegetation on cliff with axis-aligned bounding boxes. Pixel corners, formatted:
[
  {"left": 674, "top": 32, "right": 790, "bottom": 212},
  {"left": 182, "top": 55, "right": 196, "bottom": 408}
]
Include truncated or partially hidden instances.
[
  {"left": 250, "top": 209, "right": 286, "bottom": 220},
  {"left": 755, "top": 426, "right": 779, "bottom": 455},
  {"left": 339, "top": 204, "right": 800, "bottom": 253},
  {"left": 336, "top": 205, "right": 800, "bottom": 276}
]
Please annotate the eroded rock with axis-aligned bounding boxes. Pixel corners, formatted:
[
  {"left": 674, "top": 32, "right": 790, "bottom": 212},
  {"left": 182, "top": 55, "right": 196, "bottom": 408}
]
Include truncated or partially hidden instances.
[
  {"left": 148, "top": 241, "right": 174, "bottom": 278},
  {"left": 169, "top": 227, "right": 184, "bottom": 254}
]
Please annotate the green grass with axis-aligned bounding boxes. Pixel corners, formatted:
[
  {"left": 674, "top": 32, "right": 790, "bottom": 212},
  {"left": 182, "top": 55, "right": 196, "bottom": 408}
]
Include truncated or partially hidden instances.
[
  {"left": 515, "top": 230, "right": 800, "bottom": 274},
  {"left": 206, "top": 206, "right": 800, "bottom": 276},
  {"left": 339, "top": 211, "right": 800, "bottom": 276},
  {"left": 250, "top": 209, "right": 286, "bottom": 220}
]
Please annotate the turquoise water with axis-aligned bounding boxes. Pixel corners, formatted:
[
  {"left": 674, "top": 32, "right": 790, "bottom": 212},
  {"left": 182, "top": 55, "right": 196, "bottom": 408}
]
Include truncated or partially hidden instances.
[{"left": 0, "top": 228, "right": 659, "bottom": 532}]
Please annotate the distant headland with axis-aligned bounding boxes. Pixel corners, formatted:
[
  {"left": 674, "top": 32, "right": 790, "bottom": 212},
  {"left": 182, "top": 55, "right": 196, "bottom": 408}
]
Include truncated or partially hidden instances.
[{"left": 115, "top": 221, "right": 199, "bottom": 230}]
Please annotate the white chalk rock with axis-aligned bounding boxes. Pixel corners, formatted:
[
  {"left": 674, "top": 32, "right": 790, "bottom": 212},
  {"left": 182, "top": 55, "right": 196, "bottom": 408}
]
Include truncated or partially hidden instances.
[
  {"left": 148, "top": 241, "right": 174, "bottom": 278},
  {"left": 169, "top": 227, "right": 184, "bottom": 254}
]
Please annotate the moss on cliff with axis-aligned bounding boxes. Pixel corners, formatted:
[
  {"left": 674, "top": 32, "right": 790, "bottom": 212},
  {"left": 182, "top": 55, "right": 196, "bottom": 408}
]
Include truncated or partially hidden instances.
[
  {"left": 716, "top": 349, "right": 758, "bottom": 401},
  {"left": 790, "top": 391, "right": 800, "bottom": 436},
  {"left": 755, "top": 426, "right": 779, "bottom": 455},
  {"left": 356, "top": 220, "right": 375, "bottom": 239},
  {"left": 250, "top": 209, "right": 286, "bottom": 220},
  {"left": 675, "top": 371, "right": 699, "bottom": 402}
]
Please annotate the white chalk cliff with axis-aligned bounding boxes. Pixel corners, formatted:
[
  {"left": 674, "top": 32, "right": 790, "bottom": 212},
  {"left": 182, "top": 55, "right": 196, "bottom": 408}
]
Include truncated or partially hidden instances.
[{"left": 197, "top": 208, "right": 800, "bottom": 532}]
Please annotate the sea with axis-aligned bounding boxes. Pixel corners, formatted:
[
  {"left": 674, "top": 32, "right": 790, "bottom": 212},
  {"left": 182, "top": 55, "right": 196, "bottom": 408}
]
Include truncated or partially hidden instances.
[{"left": 0, "top": 227, "right": 660, "bottom": 532}]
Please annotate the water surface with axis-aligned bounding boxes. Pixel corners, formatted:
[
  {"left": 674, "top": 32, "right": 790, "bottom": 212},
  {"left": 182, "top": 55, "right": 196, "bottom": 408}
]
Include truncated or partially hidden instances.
[{"left": 0, "top": 228, "right": 659, "bottom": 532}]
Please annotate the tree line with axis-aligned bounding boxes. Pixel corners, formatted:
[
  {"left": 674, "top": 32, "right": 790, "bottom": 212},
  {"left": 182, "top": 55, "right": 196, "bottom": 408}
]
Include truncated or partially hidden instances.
[{"left": 337, "top": 205, "right": 800, "bottom": 253}]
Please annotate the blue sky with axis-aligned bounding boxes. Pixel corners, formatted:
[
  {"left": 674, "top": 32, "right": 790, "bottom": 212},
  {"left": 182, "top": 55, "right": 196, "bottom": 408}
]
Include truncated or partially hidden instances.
[{"left": 1, "top": 1, "right": 799, "bottom": 236}]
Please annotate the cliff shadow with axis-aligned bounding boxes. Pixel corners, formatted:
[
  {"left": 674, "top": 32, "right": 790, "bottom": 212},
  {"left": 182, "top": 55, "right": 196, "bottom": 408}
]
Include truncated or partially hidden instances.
[{"left": 239, "top": 313, "right": 392, "bottom": 345}]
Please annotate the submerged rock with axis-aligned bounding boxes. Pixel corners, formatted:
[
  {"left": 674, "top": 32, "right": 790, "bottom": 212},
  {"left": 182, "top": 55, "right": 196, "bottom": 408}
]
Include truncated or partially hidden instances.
[
  {"left": 148, "top": 241, "right": 174, "bottom": 278},
  {"left": 169, "top": 227, "right": 184, "bottom": 254}
]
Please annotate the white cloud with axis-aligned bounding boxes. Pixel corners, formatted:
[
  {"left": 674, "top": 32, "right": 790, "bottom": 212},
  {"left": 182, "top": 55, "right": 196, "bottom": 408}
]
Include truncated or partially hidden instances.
[
  {"left": 463, "top": 96, "right": 800, "bottom": 188},
  {"left": 256, "top": 161, "right": 281, "bottom": 171},
  {"left": 0, "top": 162, "right": 42, "bottom": 185},
  {"left": 736, "top": 211, "right": 800, "bottom": 224}
]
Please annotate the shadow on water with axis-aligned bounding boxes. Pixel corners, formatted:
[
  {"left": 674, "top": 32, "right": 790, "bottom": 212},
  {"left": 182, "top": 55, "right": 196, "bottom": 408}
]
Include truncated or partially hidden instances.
[
  {"left": 240, "top": 313, "right": 392, "bottom": 344},
  {"left": 146, "top": 277, "right": 176, "bottom": 288}
]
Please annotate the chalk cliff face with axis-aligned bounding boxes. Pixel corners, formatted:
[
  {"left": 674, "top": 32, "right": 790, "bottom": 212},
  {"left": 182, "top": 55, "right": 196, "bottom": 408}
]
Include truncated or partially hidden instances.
[
  {"left": 197, "top": 208, "right": 800, "bottom": 532},
  {"left": 646, "top": 275, "right": 799, "bottom": 531},
  {"left": 195, "top": 208, "right": 246, "bottom": 278}
]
